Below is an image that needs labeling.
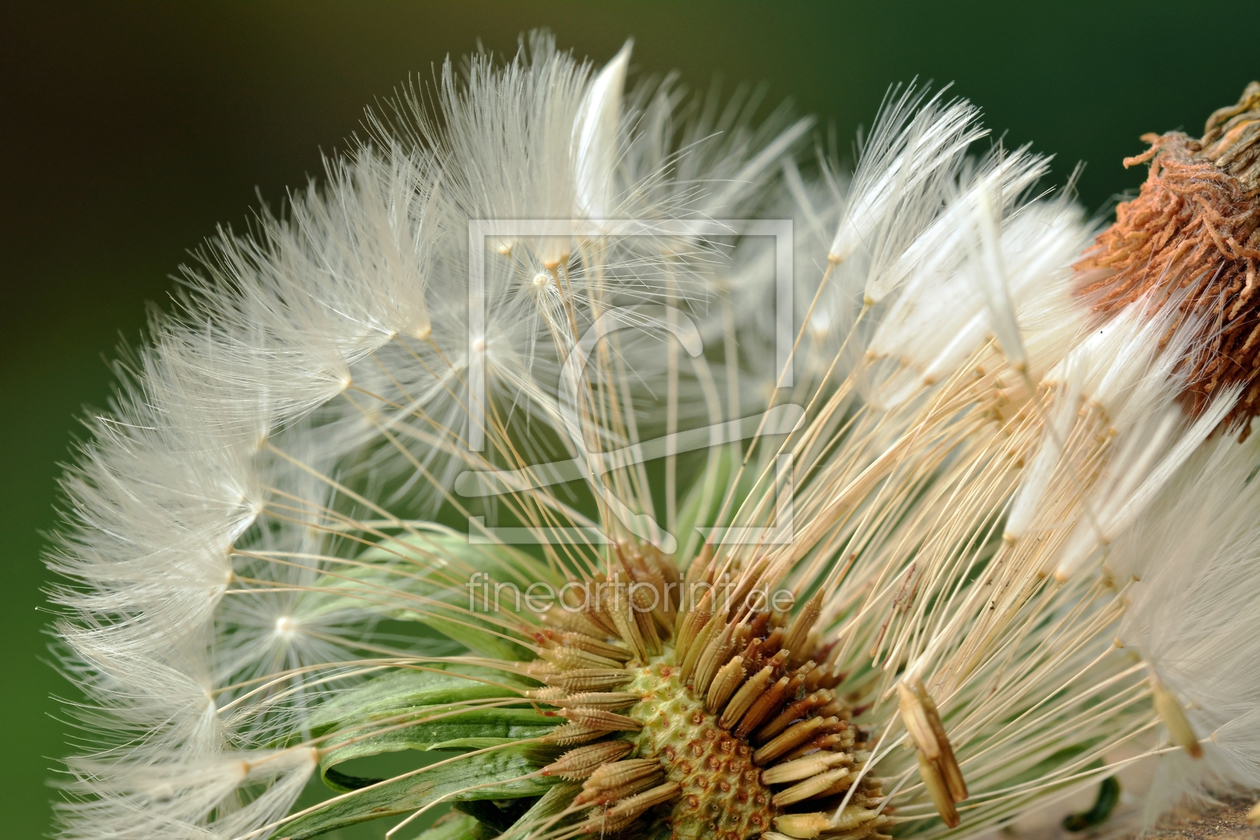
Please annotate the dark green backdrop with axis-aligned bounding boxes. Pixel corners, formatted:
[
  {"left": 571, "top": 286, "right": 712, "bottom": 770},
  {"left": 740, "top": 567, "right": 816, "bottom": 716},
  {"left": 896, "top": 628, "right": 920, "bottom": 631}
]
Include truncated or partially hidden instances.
[{"left": 3, "top": 2, "right": 1253, "bottom": 836}]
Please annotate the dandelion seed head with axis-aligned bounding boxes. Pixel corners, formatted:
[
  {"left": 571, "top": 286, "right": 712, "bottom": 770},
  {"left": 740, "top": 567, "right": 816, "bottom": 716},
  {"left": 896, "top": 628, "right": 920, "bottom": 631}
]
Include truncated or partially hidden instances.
[{"left": 43, "top": 30, "right": 1260, "bottom": 840}]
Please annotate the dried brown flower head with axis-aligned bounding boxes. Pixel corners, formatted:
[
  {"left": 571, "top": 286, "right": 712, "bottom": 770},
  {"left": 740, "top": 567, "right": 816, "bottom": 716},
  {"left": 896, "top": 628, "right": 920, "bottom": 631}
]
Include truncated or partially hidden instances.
[{"left": 1077, "top": 83, "right": 1260, "bottom": 430}]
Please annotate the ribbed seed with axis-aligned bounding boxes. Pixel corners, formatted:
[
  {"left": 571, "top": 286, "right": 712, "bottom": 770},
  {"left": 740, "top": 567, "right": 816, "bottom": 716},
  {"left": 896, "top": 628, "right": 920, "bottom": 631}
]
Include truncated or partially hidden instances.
[
  {"left": 608, "top": 573, "right": 649, "bottom": 662},
  {"left": 772, "top": 766, "right": 852, "bottom": 806},
  {"left": 783, "top": 732, "right": 848, "bottom": 762},
  {"left": 762, "top": 628, "right": 787, "bottom": 661},
  {"left": 587, "top": 758, "right": 662, "bottom": 787},
  {"left": 540, "top": 605, "right": 606, "bottom": 637},
  {"left": 633, "top": 590, "right": 663, "bottom": 656},
  {"left": 579, "top": 781, "right": 681, "bottom": 834},
  {"left": 693, "top": 623, "right": 735, "bottom": 695},
  {"left": 683, "top": 544, "right": 712, "bottom": 594},
  {"left": 754, "top": 716, "right": 836, "bottom": 765},
  {"left": 583, "top": 600, "right": 618, "bottom": 637},
  {"left": 1153, "top": 676, "right": 1204, "bottom": 759},
  {"left": 783, "top": 591, "right": 823, "bottom": 667},
  {"left": 746, "top": 610, "right": 772, "bottom": 640},
  {"left": 524, "top": 686, "right": 565, "bottom": 702},
  {"left": 765, "top": 647, "right": 790, "bottom": 675},
  {"left": 756, "top": 690, "right": 832, "bottom": 741},
  {"left": 729, "top": 624, "right": 751, "bottom": 662},
  {"left": 558, "top": 707, "right": 642, "bottom": 731},
  {"left": 741, "top": 637, "right": 769, "bottom": 671},
  {"left": 542, "top": 740, "right": 636, "bottom": 780},
  {"left": 918, "top": 750, "right": 960, "bottom": 828},
  {"left": 719, "top": 665, "right": 773, "bottom": 729},
  {"left": 538, "top": 668, "right": 632, "bottom": 692},
  {"left": 734, "top": 676, "right": 790, "bottom": 738},
  {"left": 706, "top": 655, "right": 746, "bottom": 714},
  {"left": 782, "top": 670, "right": 808, "bottom": 698},
  {"left": 801, "top": 662, "right": 833, "bottom": 692},
  {"left": 539, "top": 691, "right": 641, "bottom": 711},
  {"left": 629, "top": 566, "right": 670, "bottom": 637},
  {"left": 898, "top": 675, "right": 968, "bottom": 812},
  {"left": 760, "top": 749, "right": 849, "bottom": 785},
  {"left": 657, "top": 551, "right": 681, "bottom": 613},
  {"left": 539, "top": 646, "right": 625, "bottom": 670},
  {"left": 542, "top": 629, "right": 631, "bottom": 662},
  {"left": 774, "top": 807, "right": 884, "bottom": 837},
  {"left": 679, "top": 610, "right": 724, "bottom": 683},
  {"left": 610, "top": 606, "right": 647, "bottom": 662},
  {"left": 897, "top": 677, "right": 942, "bottom": 759},
  {"left": 816, "top": 770, "right": 859, "bottom": 798},
  {"left": 544, "top": 722, "right": 617, "bottom": 745},
  {"left": 673, "top": 593, "right": 712, "bottom": 658},
  {"left": 575, "top": 758, "right": 665, "bottom": 805},
  {"left": 727, "top": 557, "right": 770, "bottom": 612}
]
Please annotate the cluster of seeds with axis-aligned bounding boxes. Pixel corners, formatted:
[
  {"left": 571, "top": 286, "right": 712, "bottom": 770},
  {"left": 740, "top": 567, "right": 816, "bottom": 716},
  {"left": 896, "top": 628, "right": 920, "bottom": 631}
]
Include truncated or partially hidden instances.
[{"left": 520, "top": 546, "right": 889, "bottom": 839}]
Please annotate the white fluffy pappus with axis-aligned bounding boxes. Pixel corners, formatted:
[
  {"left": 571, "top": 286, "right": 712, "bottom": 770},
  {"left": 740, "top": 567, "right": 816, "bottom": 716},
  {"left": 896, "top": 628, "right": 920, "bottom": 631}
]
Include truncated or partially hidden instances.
[{"left": 45, "top": 32, "right": 1260, "bottom": 840}]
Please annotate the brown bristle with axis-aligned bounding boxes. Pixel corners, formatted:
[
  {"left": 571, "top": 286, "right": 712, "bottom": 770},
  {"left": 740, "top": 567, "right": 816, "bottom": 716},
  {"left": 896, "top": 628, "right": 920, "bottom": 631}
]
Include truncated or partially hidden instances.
[{"left": 1076, "top": 82, "right": 1260, "bottom": 434}]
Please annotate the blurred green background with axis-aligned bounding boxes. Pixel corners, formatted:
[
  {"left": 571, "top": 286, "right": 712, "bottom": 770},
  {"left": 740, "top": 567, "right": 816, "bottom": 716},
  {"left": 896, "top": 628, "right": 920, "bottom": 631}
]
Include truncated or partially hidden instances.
[{"left": 2, "top": 2, "right": 1253, "bottom": 836}]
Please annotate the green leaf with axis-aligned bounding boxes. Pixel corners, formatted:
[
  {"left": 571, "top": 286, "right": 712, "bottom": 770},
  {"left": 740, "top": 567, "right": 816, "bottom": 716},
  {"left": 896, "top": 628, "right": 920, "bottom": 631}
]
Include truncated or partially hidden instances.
[
  {"left": 405, "top": 811, "right": 479, "bottom": 840},
  {"left": 495, "top": 781, "right": 582, "bottom": 840},
  {"left": 673, "top": 442, "right": 732, "bottom": 566},
  {"left": 1063, "top": 776, "right": 1121, "bottom": 832},
  {"left": 426, "top": 737, "right": 521, "bottom": 750},
  {"left": 451, "top": 798, "right": 529, "bottom": 832},
  {"left": 673, "top": 441, "right": 763, "bottom": 569},
  {"left": 309, "top": 527, "right": 559, "bottom": 660},
  {"left": 309, "top": 667, "right": 525, "bottom": 734},
  {"left": 318, "top": 707, "right": 556, "bottom": 790},
  {"left": 273, "top": 744, "right": 555, "bottom": 840}
]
